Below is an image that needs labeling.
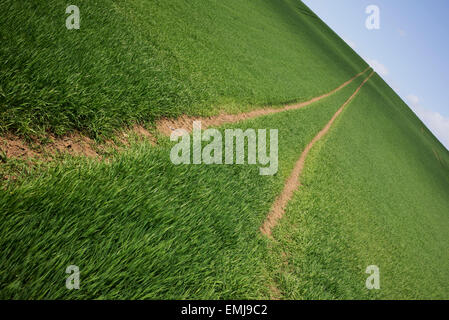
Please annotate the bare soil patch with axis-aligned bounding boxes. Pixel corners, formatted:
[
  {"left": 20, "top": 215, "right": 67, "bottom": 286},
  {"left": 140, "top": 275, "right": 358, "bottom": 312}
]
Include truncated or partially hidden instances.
[{"left": 0, "top": 125, "right": 155, "bottom": 163}]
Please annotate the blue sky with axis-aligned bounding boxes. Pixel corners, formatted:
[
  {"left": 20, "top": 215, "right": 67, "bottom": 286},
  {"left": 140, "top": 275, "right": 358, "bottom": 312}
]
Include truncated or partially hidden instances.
[{"left": 303, "top": 0, "right": 449, "bottom": 150}]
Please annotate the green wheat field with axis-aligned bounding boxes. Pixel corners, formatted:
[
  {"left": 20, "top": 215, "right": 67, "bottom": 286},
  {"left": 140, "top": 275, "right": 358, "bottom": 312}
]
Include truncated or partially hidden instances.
[{"left": 1, "top": 0, "right": 448, "bottom": 299}]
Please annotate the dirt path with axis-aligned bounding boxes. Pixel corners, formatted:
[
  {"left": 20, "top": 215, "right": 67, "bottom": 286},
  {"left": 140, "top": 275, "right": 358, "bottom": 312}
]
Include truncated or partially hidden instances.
[
  {"left": 1, "top": 68, "right": 370, "bottom": 163},
  {"left": 0, "top": 125, "right": 155, "bottom": 162},
  {"left": 156, "top": 67, "right": 371, "bottom": 135},
  {"left": 260, "top": 71, "right": 374, "bottom": 238}
]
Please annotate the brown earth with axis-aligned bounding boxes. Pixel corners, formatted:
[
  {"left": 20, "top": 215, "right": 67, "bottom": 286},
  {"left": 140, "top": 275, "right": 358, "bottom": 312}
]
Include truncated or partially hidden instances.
[{"left": 0, "top": 124, "right": 155, "bottom": 162}]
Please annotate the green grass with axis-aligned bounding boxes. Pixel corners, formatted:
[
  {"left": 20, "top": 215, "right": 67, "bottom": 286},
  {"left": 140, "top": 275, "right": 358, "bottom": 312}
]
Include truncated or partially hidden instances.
[
  {"left": 0, "top": 0, "right": 366, "bottom": 138},
  {"left": 271, "top": 74, "right": 449, "bottom": 299},
  {"left": 2, "top": 0, "right": 448, "bottom": 301},
  {"left": 0, "top": 73, "right": 370, "bottom": 299}
]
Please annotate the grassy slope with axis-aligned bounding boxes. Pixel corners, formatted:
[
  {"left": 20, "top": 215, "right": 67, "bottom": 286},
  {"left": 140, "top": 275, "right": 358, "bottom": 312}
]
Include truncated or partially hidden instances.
[
  {"left": 2, "top": 0, "right": 448, "bottom": 300},
  {"left": 272, "top": 74, "right": 449, "bottom": 299},
  {"left": 0, "top": 0, "right": 366, "bottom": 138},
  {"left": 0, "top": 74, "right": 370, "bottom": 299}
]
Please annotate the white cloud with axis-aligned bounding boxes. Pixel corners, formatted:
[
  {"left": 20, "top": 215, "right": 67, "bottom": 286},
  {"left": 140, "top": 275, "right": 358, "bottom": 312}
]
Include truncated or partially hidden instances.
[
  {"left": 406, "top": 95, "right": 449, "bottom": 150},
  {"left": 367, "top": 58, "right": 389, "bottom": 77}
]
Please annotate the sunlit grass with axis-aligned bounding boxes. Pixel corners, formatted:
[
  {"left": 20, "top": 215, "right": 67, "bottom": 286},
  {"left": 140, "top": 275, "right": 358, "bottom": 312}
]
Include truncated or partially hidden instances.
[
  {"left": 0, "top": 0, "right": 366, "bottom": 138},
  {"left": 0, "top": 76, "right": 369, "bottom": 299},
  {"left": 272, "top": 74, "right": 449, "bottom": 299}
]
